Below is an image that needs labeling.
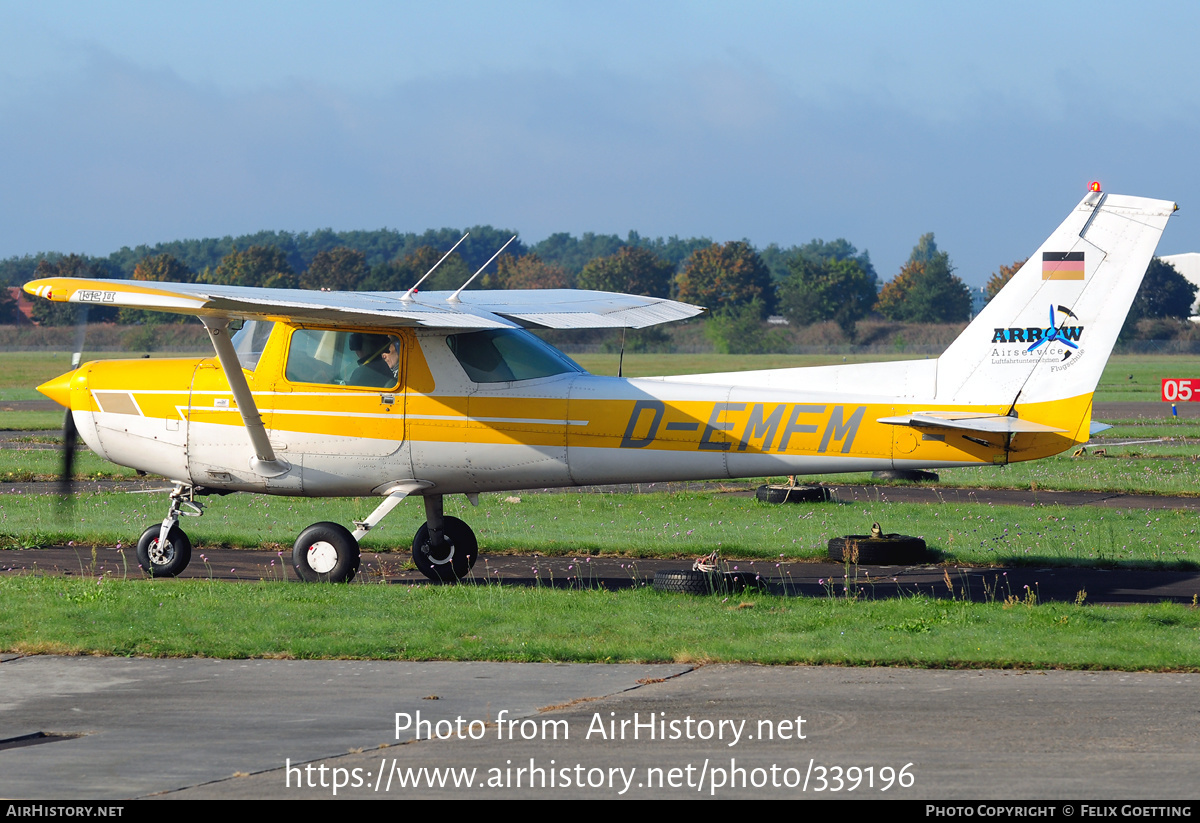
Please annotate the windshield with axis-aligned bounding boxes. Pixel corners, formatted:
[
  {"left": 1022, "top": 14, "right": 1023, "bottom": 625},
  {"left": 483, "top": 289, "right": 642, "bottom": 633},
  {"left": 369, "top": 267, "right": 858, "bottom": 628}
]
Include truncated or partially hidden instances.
[
  {"left": 230, "top": 320, "right": 275, "bottom": 371},
  {"left": 446, "top": 329, "right": 584, "bottom": 383}
]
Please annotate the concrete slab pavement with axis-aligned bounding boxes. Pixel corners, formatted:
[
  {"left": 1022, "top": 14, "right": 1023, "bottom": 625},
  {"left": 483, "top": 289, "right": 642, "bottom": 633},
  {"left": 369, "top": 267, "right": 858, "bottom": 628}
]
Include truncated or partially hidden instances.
[{"left": 2, "top": 656, "right": 1197, "bottom": 800}]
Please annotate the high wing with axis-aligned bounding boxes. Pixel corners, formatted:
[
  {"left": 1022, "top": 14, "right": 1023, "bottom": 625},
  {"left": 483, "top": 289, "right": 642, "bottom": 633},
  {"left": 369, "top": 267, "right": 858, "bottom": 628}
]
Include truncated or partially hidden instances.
[{"left": 22, "top": 278, "right": 703, "bottom": 330}]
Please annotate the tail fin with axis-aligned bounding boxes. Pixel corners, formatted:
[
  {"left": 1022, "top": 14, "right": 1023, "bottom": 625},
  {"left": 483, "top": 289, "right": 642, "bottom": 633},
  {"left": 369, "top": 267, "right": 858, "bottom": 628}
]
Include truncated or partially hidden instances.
[{"left": 936, "top": 190, "right": 1176, "bottom": 405}]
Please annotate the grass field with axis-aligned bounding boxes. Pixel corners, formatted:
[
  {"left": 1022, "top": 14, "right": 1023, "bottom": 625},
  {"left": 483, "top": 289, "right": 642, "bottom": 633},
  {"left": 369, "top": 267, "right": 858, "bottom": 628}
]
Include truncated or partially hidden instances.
[
  {"left": 3, "top": 576, "right": 1197, "bottom": 668},
  {"left": 2, "top": 490, "right": 1197, "bottom": 570},
  {"left": 7, "top": 427, "right": 1200, "bottom": 494},
  {"left": 2, "top": 446, "right": 1200, "bottom": 496},
  {"left": 3, "top": 349, "right": 1200, "bottom": 668}
]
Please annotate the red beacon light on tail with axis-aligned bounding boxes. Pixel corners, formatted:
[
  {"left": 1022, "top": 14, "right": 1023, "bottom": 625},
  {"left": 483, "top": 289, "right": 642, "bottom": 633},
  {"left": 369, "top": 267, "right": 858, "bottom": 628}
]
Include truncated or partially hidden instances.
[{"left": 1089, "top": 181, "right": 1102, "bottom": 192}]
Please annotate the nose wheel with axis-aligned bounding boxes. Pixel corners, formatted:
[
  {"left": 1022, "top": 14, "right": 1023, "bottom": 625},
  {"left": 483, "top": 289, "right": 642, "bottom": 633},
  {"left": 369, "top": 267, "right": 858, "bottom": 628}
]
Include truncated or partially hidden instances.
[
  {"left": 136, "top": 484, "right": 201, "bottom": 578},
  {"left": 136, "top": 524, "right": 192, "bottom": 578}
]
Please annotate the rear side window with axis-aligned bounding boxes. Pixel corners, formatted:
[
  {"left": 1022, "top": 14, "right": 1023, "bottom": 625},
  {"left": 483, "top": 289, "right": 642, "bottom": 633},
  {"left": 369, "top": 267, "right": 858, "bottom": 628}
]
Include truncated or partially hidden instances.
[{"left": 446, "top": 329, "right": 584, "bottom": 383}]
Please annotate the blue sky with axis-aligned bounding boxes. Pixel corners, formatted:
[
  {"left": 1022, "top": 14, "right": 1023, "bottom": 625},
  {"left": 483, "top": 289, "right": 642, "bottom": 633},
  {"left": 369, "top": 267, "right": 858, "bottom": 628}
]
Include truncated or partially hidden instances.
[{"left": 1, "top": 0, "right": 1197, "bottom": 285}]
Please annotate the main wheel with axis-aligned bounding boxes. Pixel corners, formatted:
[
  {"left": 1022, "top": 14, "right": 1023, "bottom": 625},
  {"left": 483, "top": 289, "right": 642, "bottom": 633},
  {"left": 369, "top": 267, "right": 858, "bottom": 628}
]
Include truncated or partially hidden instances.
[
  {"left": 412, "top": 516, "right": 478, "bottom": 582},
  {"left": 293, "top": 522, "right": 360, "bottom": 583},
  {"left": 136, "top": 524, "right": 192, "bottom": 578}
]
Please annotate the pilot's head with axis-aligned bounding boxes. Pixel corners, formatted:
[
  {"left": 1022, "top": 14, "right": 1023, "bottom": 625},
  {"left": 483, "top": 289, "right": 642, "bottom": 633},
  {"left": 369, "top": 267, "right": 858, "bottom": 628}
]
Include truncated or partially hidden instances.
[
  {"left": 350, "top": 333, "right": 389, "bottom": 363},
  {"left": 382, "top": 337, "right": 401, "bottom": 374}
]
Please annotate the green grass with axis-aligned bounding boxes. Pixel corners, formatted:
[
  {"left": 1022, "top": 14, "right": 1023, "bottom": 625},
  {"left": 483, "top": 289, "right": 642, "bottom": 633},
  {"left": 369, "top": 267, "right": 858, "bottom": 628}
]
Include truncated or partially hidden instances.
[
  {"left": 1099, "top": 420, "right": 1200, "bottom": 438},
  {"left": 0, "top": 388, "right": 44, "bottom": 402},
  {"left": 1, "top": 576, "right": 1197, "bottom": 669},
  {"left": 0, "top": 449, "right": 140, "bottom": 480},
  {"left": 2, "top": 490, "right": 1197, "bottom": 569},
  {"left": 1094, "top": 355, "right": 1200, "bottom": 403},
  {"left": 0, "top": 351, "right": 142, "bottom": 393},
  {"left": 814, "top": 452, "right": 1200, "bottom": 497},
  {"left": 8, "top": 434, "right": 1194, "bottom": 496},
  {"left": 0, "top": 411, "right": 63, "bottom": 431}
]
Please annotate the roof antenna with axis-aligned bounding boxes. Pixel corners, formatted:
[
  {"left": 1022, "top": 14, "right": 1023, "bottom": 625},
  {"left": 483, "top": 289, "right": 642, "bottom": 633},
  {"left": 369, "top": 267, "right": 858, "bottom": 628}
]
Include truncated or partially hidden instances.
[
  {"left": 448, "top": 235, "right": 517, "bottom": 304},
  {"left": 401, "top": 232, "right": 469, "bottom": 302}
]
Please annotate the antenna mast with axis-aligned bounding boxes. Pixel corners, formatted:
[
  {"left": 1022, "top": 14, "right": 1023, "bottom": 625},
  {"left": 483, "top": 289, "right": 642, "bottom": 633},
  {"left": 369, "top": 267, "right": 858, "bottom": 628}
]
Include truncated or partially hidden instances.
[
  {"left": 400, "top": 232, "right": 470, "bottom": 301},
  {"left": 447, "top": 235, "right": 517, "bottom": 303}
]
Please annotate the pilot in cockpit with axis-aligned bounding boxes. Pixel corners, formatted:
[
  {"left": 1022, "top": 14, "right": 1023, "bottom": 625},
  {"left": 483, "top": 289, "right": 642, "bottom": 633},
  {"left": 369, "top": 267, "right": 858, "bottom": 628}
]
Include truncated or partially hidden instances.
[{"left": 348, "top": 333, "right": 395, "bottom": 388}]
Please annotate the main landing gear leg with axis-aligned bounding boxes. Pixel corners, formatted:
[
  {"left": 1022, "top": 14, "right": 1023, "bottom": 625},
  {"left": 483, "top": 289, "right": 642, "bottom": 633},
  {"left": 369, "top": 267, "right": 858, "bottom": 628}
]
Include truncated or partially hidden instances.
[
  {"left": 136, "top": 483, "right": 200, "bottom": 578},
  {"left": 412, "top": 494, "right": 478, "bottom": 583}
]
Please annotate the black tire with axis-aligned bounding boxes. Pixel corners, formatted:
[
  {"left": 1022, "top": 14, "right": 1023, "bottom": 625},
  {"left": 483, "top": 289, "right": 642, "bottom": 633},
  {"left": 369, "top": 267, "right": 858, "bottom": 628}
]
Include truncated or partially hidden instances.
[
  {"left": 871, "top": 470, "right": 939, "bottom": 482},
  {"left": 412, "top": 516, "right": 478, "bottom": 582},
  {"left": 827, "top": 534, "right": 928, "bottom": 564},
  {"left": 136, "top": 524, "right": 192, "bottom": 578},
  {"left": 653, "top": 570, "right": 721, "bottom": 594},
  {"left": 755, "top": 484, "right": 830, "bottom": 504},
  {"left": 652, "top": 570, "right": 763, "bottom": 595},
  {"left": 293, "top": 522, "right": 360, "bottom": 583}
]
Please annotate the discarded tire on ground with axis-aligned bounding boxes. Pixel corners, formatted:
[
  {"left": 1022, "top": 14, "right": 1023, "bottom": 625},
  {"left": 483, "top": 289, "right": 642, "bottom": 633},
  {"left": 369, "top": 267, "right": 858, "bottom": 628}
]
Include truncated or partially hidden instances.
[
  {"left": 871, "top": 470, "right": 939, "bottom": 482},
  {"left": 652, "top": 570, "right": 765, "bottom": 595},
  {"left": 755, "top": 484, "right": 831, "bottom": 504},
  {"left": 827, "top": 534, "right": 929, "bottom": 564}
]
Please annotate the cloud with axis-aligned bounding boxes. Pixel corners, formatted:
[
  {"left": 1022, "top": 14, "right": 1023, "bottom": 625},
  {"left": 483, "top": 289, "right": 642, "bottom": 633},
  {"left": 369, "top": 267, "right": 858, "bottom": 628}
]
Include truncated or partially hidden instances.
[{"left": 1, "top": 48, "right": 1197, "bottom": 285}]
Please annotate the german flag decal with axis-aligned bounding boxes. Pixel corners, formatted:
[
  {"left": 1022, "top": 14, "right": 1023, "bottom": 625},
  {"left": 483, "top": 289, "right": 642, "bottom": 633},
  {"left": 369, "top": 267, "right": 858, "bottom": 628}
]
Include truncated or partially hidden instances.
[{"left": 1042, "top": 251, "right": 1085, "bottom": 280}]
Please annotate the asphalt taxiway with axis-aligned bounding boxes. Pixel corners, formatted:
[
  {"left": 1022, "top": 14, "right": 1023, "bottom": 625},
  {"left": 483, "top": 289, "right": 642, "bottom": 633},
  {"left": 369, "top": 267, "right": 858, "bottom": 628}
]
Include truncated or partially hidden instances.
[{"left": 2, "top": 655, "right": 1196, "bottom": 800}]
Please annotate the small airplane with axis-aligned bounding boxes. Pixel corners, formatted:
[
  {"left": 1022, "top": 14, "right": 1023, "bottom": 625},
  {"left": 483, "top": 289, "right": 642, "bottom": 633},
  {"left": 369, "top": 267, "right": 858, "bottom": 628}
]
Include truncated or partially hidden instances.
[{"left": 25, "top": 187, "right": 1176, "bottom": 582}]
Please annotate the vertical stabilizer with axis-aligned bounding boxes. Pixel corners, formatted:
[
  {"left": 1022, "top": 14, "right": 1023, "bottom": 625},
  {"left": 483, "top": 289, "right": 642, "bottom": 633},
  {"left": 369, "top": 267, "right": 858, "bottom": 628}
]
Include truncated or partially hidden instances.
[{"left": 936, "top": 191, "right": 1176, "bottom": 406}]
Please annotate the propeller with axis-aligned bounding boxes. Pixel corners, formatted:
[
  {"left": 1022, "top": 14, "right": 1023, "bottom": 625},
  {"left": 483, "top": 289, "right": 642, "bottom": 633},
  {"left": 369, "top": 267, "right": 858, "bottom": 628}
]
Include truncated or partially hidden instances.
[
  {"left": 58, "top": 409, "right": 78, "bottom": 500},
  {"left": 57, "top": 305, "right": 88, "bottom": 507}
]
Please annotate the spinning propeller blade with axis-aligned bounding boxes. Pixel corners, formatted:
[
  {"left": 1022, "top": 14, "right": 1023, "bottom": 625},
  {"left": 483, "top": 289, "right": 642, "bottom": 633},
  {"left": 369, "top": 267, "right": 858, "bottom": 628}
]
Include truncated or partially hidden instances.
[{"left": 57, "top": 306, "right": 88, "bottom": 507}]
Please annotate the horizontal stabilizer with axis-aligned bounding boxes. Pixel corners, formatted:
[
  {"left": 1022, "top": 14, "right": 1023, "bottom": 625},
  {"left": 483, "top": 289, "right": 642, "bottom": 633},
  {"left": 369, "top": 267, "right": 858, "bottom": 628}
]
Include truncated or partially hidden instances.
[{"left": 877, "top": 411, "right": 1067, "bottom": 434}]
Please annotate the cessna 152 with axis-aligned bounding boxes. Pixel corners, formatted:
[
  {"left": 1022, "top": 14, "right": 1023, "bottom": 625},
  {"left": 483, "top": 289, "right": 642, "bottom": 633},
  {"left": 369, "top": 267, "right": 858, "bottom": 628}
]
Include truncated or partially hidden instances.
[{"left": 26, "top": 188, "right": 1176, "bottom": 583}]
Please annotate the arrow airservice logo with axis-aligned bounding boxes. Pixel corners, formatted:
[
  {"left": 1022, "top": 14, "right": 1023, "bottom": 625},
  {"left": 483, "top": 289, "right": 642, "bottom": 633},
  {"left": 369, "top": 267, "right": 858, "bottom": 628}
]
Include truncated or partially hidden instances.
[{"left": 990, "top": 304, "right": 1086, "bottom": 370}]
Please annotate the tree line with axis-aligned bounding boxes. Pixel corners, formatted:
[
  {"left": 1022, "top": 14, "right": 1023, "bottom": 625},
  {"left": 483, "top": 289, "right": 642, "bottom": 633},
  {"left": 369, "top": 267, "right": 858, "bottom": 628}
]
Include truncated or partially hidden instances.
[{"left": 5, "top": 226, "right": 1194, "bottom": 345}]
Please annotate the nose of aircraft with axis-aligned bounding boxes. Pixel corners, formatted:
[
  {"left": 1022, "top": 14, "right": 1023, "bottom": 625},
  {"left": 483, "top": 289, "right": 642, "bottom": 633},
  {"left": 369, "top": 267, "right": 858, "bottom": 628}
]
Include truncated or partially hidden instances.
[{"left": 37, "top": 368, "right": 81, "bottom": 409}]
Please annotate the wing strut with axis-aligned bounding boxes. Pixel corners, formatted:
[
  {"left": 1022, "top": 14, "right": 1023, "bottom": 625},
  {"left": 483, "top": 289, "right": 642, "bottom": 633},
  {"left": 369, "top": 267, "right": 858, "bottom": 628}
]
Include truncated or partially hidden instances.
[{"left": 200, "top": 317, "right": 290, "bottom": 478}]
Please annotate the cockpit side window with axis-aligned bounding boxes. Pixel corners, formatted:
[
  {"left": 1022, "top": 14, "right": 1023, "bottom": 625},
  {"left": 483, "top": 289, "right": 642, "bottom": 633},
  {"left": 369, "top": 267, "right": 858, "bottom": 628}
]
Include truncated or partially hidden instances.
[
  {"left": 230, "top": 320, "right": 275, "bottom": 372},
  {"left": 446, "top": 329, "right": 584, "bottom": 383},
  {"left": 285, "top": 329, "right": 401, "bottom": 389}
]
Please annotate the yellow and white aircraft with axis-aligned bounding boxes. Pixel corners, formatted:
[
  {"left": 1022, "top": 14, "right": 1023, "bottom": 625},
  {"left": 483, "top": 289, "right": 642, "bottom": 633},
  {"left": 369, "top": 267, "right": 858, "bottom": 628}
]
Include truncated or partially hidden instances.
[{"left": 26, "top": 188, "right": 1175, "bottom": 582}]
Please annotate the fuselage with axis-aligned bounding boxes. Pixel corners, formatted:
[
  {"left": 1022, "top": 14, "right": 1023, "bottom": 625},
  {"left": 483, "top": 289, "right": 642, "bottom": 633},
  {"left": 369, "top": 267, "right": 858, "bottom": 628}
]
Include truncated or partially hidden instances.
[{"left": 40, "top": 320, "right": 1091, "bottom": 498}]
